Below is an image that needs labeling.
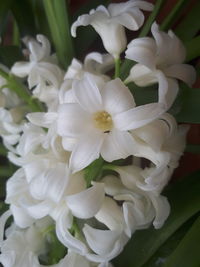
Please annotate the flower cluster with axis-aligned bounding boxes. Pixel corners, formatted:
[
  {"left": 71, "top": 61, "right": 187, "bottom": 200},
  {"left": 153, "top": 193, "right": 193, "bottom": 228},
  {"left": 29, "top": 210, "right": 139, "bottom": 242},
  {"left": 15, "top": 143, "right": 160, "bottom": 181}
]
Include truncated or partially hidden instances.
[{"left": 0, "top": 0, "right": 195, "bottom": 266}]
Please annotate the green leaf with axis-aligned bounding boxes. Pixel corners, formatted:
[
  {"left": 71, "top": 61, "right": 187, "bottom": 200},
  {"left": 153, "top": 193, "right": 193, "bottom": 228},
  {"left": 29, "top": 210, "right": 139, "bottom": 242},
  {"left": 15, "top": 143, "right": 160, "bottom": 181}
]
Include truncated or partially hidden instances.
[
  {"left": 139, "top": 0, "right": 165, "bottom": 37},
  {"left": 113, "top": 170, "right": 200, "bottom": 267},
  {"left": 143, "top": 214, "right": 200, "bottom": 267},
  {"left": 163, "top": 216, "right": 200, "bottom": 267},
  {"left": 11, "top": 0, "right": 37, "bottom": 36},
  {"left": 175, "top": 85, "right": 200, "bottom": 124},
  {"left": 185, "top": 35, "right": 200, "bottom": 62},
  {"left": 43, "top": 0, "right": 74, "bottom": 69},
  {"left": 160, "top": 0, "right": 188, "bottom": 31},
  {"left": 0, "top": 45, "right": 24, "bottom": 68},
  {"left": 175, "top": 1, "right": 200, "bottom": 42},
  {"left": 84, "top": 157, "right": 104, "bottom": 187}
]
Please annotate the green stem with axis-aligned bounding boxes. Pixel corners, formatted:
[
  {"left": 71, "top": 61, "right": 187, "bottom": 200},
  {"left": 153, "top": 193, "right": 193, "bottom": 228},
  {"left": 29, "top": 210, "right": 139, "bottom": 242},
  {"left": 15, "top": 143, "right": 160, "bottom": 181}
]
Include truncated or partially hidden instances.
[
  {"left": 139, "top": 0, "right": 165, "bottom": 37},
  {"left": 114, "top": 58, "right": 121, "bottom": 78},
  {"left": 0, "top": 144, "right": 7, "bottom": 156},
  {"left": 160, "top": 0, "right": 189, "bottom": 31},
  {"left": 0, "top": 68, "right": 43, "bottom": 112},
  {"left": 43, "top": 0, "right": 74, "bottom": 69}
]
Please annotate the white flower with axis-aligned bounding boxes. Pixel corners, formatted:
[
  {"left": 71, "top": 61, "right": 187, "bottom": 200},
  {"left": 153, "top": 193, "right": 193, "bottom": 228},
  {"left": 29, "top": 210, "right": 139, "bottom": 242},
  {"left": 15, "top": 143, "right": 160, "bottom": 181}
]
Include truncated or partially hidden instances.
[
  {"left": 0, "top": 218, "right": 52, "bottom": 267},
  {"left": 11, "top": 35, "right": 64, "bottom": 110},
  {"left": 57, "top": 73, "right": 164, "bottom": 173},
  {"left": 71, "top": 0, "right": 153, "bottom": 58},
  {"left": 64, "top": 52, "right": 114, "bottom": 80},
  {"left": 125, "top": 22, "right": 196, "bottom": 109}
]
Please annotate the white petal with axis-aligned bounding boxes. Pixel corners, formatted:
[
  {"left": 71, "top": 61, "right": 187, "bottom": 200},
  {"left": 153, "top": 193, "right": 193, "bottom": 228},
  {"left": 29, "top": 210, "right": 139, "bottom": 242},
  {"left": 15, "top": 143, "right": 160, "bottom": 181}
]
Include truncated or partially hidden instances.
[
  {"left": 69, "top": 130, "right": 104, "bottom": 173},
  {"left": 27, "top": 112, "right": 57, "bottom": 127},
  {"left": 10, "top": 205, "right": 35, "bottom": 228},
  {"left": 66, "top": 183, "right": 104, "bottom": 219},
  {"left": 101, "top": 130, "right": 134, "bottom": 162},
  {"left": 71, "top": 14, "right": 91, "bottom": 37},
  {"left": 102, "top": 175, "right": 126, "bottom": 196},
  {"left": 164, "top": 64, "right": 196, "bottom": 86},
  {"left": 11, "top": 62, "right": 33, "bottom": 77},
  {"left": 151, "top": 23, "right": 186, "bottom": 66},
  {"left": 95, "top": 197, "right": 124, "bottom": 230},
  {"left": 83, "top": 224, "right": 124, "bottom": 257},
  {"left": 126, "top": 37, "right": 156, "bottom": 69},
  {"left": 149, "top": 194, "right": 170, "bottom": 229},
  {"left": 101, "top": 78, "right": 135, "bottom": 115},
  {"left": 24, "top": 200, "right": 53, "bottom": 219},
  {"left": 126, "top": 64, "right": 158, "bottom": 86},
  {"left": 73, "top": 73, "right": 103, "bottom": 112},
  {"left": 157, "top": 71, "right": 179, "bottom": 109},
  {"left": 57, "top": 103, "right": 91, "bottom": 138},
  {"left": 114, "top": 103, "right": 165, "bottom": 131},
  {"left": 56, "top": 209, "right": 88, "bottom": 255},
  {"left": 0, "top": 210, "right": 11, "bottom": 244}
]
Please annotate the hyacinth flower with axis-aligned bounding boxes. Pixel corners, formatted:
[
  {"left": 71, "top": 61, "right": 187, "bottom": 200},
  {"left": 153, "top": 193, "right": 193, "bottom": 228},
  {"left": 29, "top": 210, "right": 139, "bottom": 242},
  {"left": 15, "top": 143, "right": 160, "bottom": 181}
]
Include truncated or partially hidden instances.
[
  {"left": 0, "top": 0, "right": 199, "bottom": 266},
  {"left": 57, "top": 73, "right": 165, "bottom": 172},
  {"left": 71, "top": 0, "right": 153, "bottom": 59},
  {"left": 125, "top": 22, "right": 196, "bottom": 109}
]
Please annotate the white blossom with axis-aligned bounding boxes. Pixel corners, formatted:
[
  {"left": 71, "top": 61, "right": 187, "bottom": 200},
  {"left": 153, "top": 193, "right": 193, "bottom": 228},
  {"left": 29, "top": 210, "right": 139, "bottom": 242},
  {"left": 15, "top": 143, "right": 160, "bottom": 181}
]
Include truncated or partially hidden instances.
[
  {"left": 71, "top": 0, "right": 153, "bottom": 58},
  {"left": 125, "top": 22, "right": 196, "bottom": 108},
  {"left": 57, "top": 73, "right": 164, "bottom": 172}
]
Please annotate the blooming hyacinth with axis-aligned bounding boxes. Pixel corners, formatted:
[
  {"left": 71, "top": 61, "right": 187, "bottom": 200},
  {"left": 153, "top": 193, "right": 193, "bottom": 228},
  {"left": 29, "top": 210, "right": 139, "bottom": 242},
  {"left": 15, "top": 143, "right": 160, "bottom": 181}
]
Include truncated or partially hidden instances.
[{"left": 0, "top": 0, "right": 196, "bottom": 266}]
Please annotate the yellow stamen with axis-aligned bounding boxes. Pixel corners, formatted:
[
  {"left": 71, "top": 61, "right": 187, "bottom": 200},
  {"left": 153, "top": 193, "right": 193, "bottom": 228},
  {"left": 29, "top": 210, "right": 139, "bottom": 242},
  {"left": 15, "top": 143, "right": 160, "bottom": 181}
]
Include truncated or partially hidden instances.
[{"left": 93, "top": 111, "right": 113, "bottom": 132}]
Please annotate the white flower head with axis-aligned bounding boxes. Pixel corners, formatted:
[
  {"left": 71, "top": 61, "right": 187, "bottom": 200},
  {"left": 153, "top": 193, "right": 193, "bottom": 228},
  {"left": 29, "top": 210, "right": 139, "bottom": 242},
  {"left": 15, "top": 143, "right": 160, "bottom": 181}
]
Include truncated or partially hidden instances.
[
  {"left": 57, "top": 73, "right": 164, "bottom": 172},
  {"left": 125, "top": 22, "right": 196, "bottom": 109},
  {"left": 71, "top": 0, "right": 153, "bottom": 58}
]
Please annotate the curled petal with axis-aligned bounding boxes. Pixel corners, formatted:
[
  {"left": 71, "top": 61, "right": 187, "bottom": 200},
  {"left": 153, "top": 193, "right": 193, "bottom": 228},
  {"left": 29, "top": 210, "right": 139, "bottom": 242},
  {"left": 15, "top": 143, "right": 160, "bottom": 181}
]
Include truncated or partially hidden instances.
[
  {"left": 66, "top": 183, "right": 105, "bottom": 219},
  {"left": 164, "top": 63, "right": 196, "bottom": 87},
  {"left": 126, "top": 37, "right": 156, "bottom": 69}
]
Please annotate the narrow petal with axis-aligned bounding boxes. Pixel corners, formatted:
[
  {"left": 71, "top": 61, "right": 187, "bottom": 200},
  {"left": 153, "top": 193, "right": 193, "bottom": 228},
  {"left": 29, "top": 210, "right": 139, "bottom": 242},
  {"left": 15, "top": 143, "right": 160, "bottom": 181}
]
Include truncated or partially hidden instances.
[
  {"left": 73, "top": 73, "right": 103, "bottom": 113},
  {"left": 11, "top": 62, "right": 33, "bottom": 77},
  {"left": 57, "top": 103, "right": 91, "bottom": 138},
  {"left": 69, "top": 130, "right": 104, "bottom": 173},
  {"left": 71, "top": 14, "right": 91, "bottom": 37},
  {"left": 126, "top": 64, "right": 158, "bottom": 86},
  {"left": 66, "top": 183, "right": 104, "bottom": 219},
  {"left": 114, "top": 103, "right": 165, "bottom": 131},
  {"left": 56, "top": 209, "right": 88, "bottom": 255},
  {"left": 126, "top": 37, "right": 156, "bottom": 69},
  {"left": 27, "top": 112, "right": 57, "bottom": 127},
  {"left": 95, "top": 197, "right": 124, "bottom": 230},
  {"left": 157, "top": 71, "right": 179, "bottom": 109},
  {"left": 102, "top": 78, "right": 135, "bottom": 115},
  {"left": 0, "top": 210, "right": 11, "bottom": 244},
  {"left": 149, "top": 194, "right": 170, "bottom": 229},
  {"left": 164, "top": 64, "right": 196, "bottom": 86},
  {"left": 151, "top": 23, "right": 186, "bottom": 66},
  {"left": 101, "top": 130, "right": 135, "bottom": 162},
  {"left": 83, "top": 224, "right": 122, "bottom": 256}
]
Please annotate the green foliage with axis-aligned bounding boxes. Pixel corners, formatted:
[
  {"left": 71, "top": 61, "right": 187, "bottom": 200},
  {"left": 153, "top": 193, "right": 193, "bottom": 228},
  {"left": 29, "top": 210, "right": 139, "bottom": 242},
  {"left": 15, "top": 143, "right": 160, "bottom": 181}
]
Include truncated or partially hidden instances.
[
  {"left": 0, "top": 45, "right": 23, "bottom": 68},
  {"left": 43, "top": 0, "right": 74, "bottom": 69},
  {"left": 163, "top": 216, "right": 200, "bottom": 267},
  {"left": 113, "top": 170, "right": 200, "bottom": 267},
  {"left": 175, "top": 1, "right": 200, "bottom": 42},
  {"left": 160, "top": 0, "right": 189, "bottom": 31},
  {"left": 84, "top": 157, "right": 104, "bottom": 187}
]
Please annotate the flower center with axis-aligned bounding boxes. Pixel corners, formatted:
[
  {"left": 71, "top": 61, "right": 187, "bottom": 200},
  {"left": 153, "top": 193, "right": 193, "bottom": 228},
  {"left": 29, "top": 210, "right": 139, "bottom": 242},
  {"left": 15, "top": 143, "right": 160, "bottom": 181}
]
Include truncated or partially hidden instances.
[{"left": 93, "top": 111, "right": 113, "bottom": 132}]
